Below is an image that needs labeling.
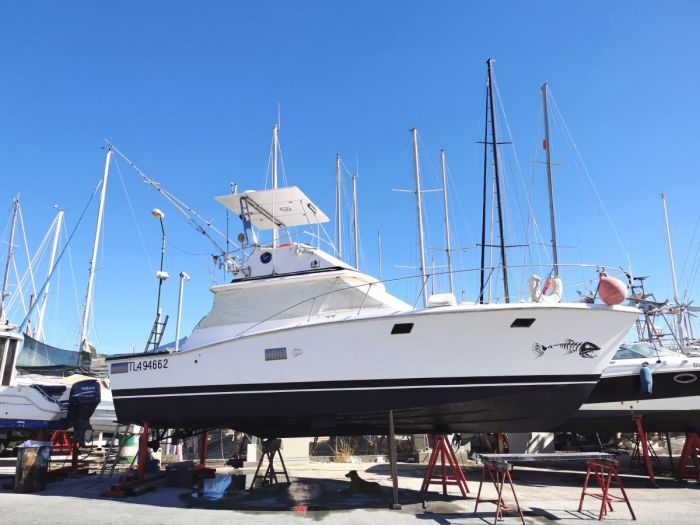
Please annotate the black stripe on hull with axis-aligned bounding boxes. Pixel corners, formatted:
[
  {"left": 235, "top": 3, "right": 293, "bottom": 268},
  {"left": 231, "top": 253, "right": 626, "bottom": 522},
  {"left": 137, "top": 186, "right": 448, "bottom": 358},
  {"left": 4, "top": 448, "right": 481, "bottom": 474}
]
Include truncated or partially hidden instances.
[
  {"left": 112, "top": 374, "right": 599, "bottom": 398},
  {"left": 113, "top": 382, "right": 594, "bottom": 437},
  {"left": 586, "top": 370, "right": 700, "bottom": 404},
  {"left": 555, "top": 410, "right": 700, "bottom": 433}
]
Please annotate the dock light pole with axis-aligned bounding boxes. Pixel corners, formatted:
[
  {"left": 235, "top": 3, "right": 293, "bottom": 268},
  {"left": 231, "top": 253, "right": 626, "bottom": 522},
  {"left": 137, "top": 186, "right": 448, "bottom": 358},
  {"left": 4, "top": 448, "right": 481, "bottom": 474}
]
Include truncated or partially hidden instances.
[
  {"left": 152, "top": 209, "right": 168, "bottom": 341},
  {"left": 174, "top": 272, "right": 190, "bottom": 351}
]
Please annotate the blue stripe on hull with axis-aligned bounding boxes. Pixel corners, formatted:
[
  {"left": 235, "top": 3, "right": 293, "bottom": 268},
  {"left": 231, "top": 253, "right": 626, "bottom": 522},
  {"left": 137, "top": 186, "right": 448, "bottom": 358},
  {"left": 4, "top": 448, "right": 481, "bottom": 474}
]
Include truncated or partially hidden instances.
[{"left": 0, "top": 418, "right": 68, "bottom": 430}]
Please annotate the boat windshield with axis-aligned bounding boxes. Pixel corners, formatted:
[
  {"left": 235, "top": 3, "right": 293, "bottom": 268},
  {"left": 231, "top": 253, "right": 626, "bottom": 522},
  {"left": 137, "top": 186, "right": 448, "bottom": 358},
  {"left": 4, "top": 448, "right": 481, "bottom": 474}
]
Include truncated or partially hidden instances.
[{"left": 613, "top": 342, "right": 677, "bottom": 360}]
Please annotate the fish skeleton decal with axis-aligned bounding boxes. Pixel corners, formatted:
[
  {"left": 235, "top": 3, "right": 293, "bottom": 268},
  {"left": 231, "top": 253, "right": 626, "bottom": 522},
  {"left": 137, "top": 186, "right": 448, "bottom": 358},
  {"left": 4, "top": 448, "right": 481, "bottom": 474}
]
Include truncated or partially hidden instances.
[{"left": 532, "top": 339, "right": 600, "bottom": 359}]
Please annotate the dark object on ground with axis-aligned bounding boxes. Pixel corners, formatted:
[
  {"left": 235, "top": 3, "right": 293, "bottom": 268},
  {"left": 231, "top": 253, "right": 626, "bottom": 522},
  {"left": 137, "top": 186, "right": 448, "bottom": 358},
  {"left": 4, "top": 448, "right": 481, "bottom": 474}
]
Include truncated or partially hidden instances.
[
  {"left": 345, "top": 470, "right": 382, "bottom": 493},
  {"left": 14, "top": 443, "right": 51, "bottom": 493},
  {"left": 165, "top": 460, "right": 195, "bottom": 487}
]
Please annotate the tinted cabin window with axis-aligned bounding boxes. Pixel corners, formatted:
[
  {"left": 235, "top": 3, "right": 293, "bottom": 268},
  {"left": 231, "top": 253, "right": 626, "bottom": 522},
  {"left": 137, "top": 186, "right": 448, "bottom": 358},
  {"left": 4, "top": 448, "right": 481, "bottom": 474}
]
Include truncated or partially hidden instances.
[
  {"left": 391, "top": 323, "right": 414, "bottom": 335},
  {"left": 510, "top": 318, "right": 535, "bottom": 328}
]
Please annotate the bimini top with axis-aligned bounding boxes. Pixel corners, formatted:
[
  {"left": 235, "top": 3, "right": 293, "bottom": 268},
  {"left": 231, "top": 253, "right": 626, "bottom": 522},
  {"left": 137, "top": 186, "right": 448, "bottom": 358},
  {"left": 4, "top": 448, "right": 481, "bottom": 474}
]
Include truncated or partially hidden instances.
[{"left": 215, "top": 186, "right": 329, "bottom": 230}]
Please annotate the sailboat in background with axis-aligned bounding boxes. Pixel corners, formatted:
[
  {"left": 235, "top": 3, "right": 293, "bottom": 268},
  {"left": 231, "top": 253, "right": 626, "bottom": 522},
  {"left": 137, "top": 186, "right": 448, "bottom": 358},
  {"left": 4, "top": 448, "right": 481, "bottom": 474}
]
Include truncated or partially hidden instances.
[
  {"left": 16, "top": 147, "right": 112, "bottom": 378},
  {"left": 0, "top": 202, "right": 102, "bottom": 445},
  {"left": 0, "top": 149, "right": 117, "bottom": 442}
]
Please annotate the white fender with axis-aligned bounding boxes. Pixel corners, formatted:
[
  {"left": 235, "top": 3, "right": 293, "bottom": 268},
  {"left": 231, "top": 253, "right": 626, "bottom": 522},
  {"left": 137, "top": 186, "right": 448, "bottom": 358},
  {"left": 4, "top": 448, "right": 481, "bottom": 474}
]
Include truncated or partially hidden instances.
[{"left": 528, "top": 274, "right": 563, "bottom": 304}]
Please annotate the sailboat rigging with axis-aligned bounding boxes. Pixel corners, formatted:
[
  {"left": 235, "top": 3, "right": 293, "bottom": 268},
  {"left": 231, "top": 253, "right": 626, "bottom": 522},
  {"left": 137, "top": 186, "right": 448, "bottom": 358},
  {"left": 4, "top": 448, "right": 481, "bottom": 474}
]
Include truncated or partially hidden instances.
[{"left": 479, "top": 59, "right": 510, "bottom": 303}]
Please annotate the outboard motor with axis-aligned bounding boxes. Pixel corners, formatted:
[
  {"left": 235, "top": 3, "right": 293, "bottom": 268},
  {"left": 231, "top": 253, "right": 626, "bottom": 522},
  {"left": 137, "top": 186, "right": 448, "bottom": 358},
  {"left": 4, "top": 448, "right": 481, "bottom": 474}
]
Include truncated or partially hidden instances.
[{"left": 66, "top": 379, "right": 101, "bottom": 445}]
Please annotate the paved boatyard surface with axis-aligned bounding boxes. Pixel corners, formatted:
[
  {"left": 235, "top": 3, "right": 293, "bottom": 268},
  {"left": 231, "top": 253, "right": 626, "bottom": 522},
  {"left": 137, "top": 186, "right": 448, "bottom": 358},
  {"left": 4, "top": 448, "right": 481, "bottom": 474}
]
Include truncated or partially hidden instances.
[{"left": 1, "top": 459, "right": 699, "bottom": 524}]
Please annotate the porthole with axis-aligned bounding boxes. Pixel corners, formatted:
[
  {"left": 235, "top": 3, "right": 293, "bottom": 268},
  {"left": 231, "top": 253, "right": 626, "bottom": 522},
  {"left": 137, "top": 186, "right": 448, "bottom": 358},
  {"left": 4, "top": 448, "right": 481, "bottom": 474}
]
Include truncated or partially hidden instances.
[{"left": 673, "top": 373, "right": 698, "bottom": 384}]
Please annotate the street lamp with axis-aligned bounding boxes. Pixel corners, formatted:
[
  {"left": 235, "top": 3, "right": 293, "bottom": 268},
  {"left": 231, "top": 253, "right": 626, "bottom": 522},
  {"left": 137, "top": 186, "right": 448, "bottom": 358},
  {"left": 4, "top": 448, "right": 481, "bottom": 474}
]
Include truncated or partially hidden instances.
[
  {"left": 151, "top": 209, "right": 168, "bottom": 351},
  {"left": 174, "top": 272, "right": 191, "bottom": 351}
]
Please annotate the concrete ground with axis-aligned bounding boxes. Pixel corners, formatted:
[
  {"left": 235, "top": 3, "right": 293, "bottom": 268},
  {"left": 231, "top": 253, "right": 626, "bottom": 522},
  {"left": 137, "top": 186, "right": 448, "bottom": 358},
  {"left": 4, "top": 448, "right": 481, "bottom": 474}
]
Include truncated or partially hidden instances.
[{"left": 1, "top": 458, "right": 699, "bottom": 524}]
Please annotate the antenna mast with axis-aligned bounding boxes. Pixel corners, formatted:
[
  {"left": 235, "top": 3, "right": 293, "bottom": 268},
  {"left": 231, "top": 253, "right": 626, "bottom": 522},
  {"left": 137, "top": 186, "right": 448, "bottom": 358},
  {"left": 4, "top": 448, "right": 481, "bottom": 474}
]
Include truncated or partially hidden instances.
[
  {"left": 336, "top": 154, "right": 342, "bottom": 259},
  {"left": 272, "top": 124, "right": 279, "bottom": 248},
  {"left": 440, "top": 149, "right": 454, "bottom": 294},
  {"left": 352, "top": 173, "right": 359, "bottom": 270},
  {"left": 377, "top": 230, "right": 382, "bottom": 281},
  {"left": 80, "top": 147, "right": 112, "bottom": 353},
  {"left": 0, "top": 197, "right": 19, "bottom": 323},
  {"left": 411, "top": 128, "right": 428, "bottom": 308},
  {"left": 486, "top": 59, "right": 510, "bottom": 303},
  {"left": 542, "top": 82, "right": 559, "bottom": 276}
]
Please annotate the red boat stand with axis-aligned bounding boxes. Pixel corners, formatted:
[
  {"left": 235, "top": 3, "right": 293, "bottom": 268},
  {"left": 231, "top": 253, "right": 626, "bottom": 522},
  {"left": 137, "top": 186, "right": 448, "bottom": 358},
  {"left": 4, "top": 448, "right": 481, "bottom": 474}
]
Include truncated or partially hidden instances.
[
  {"left": 419, "top": 435, "right": 469, "bottom": 504},
  {"left": 473, "top": 460, "right": 524, "bottom": 525},
  {"left": 136, "top": 421, "right": 150, "bottom": 481},
  {"left": 676, "top": 433, "right": 700, "bottom": 481},
  {"left": 50, "top": 431, "right": 80, "bottom": 469},
  {"left": 632, "top": 415, "right": 657, "bottom": 486},
  {"left": 578, "top": 459, "right": 636, "bottom": 521},
  {"left": 50, "top": 431, "right": 73, "bottom": 452}
]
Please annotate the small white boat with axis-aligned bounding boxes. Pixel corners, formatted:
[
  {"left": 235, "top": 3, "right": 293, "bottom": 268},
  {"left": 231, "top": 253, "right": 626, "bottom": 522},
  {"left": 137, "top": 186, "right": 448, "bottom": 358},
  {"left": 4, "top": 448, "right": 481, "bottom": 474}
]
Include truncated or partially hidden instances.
[
  {"left": 14, "top": 374, "right": 116, "bottom": 435},
  {"left": 0, "top": 328, "right": 101, "bottom": 446},
  {"left": 557, "top": 342, "right": 700, "bottom": 432}
]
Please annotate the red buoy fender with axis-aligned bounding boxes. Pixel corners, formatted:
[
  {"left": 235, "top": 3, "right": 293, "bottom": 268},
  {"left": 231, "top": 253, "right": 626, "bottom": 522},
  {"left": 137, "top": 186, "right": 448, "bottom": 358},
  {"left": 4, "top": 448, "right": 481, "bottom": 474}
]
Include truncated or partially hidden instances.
[{"left": 598, "top": 273, "right": 627, "bottom": 305}]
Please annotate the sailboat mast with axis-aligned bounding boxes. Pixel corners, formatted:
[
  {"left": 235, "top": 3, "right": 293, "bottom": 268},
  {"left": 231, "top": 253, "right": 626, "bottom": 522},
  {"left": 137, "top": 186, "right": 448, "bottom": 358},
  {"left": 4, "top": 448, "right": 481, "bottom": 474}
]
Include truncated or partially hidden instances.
[
  {"left": 35, "top": 208, "right": 63, "bottom": 340},
  {"left": 661, "top": 192, "right": 685, "bottom": 342},
  {"left": 336, "top": 154, "right": 342, "bottom": 259},
  {"left": 0, "top": 197, "right": 19, "bottom": 323},
  {"left": 272, "top": 124, "right": 279, "bottom": 248},
  {"left": 440, "top": 149, "right": 454, "bottom": 294},
  {"left": 80, "top": 147, "right": 112, "bottom": 352},
  {"left": 479, "top": 85, "right": 489, "bottom": 304},
  {"left": 542, "top": 83, "right": 559, "bottom": 277},
  {"left": 411, "top": 128, "right": 428, "bottom": 308},
  {"left": 486, "top": 58, "right": 510, "bottom": 303},
  {"left": 352, "top": 173, "right": 359, "bottom": 270}
]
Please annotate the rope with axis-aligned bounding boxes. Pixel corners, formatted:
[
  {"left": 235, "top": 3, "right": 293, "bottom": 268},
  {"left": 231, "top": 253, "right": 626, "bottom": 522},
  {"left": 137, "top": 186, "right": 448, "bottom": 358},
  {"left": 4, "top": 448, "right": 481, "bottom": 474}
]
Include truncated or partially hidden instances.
[
  {"left": 17, "top": 205, "right": 39, "bottom": 301},
  {"left": 63, "top": 220, "right": 84, "bottom": 347},
  {"left": 113, "top": 158, "right": 155, "bottom": 274},
  {"left": 679, "top": 211, "right": 700, "bottom": 302},
  {"left": 108, "top": 143, "right": 235, "bottom": 256},
  {"left": 547, "top": 90, "right": 632, "bottom": 275}
]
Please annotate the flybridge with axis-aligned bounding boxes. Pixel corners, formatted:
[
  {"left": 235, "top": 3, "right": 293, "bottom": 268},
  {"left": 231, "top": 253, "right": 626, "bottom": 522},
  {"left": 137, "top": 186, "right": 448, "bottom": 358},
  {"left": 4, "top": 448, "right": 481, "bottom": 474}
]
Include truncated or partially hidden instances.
[{"left": 215, "top": 187, "right": 330, "bottom": 231}]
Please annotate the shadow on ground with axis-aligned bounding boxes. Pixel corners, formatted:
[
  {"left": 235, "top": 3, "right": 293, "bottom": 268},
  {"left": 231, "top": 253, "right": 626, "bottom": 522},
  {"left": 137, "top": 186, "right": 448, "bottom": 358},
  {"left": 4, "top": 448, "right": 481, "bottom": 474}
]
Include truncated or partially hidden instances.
[{"left": 2, "top": 461, "right": 698, "bottom": 523}]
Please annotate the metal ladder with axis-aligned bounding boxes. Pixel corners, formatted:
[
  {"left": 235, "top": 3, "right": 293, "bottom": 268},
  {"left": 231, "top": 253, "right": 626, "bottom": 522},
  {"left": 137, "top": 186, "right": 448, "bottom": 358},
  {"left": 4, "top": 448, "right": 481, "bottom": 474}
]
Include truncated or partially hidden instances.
[
  {"left": 144, "top": 314, "right": 169, "bottom": 353},
  {"left": 100, "top": 424, "right": 134, "bottom": 478}
]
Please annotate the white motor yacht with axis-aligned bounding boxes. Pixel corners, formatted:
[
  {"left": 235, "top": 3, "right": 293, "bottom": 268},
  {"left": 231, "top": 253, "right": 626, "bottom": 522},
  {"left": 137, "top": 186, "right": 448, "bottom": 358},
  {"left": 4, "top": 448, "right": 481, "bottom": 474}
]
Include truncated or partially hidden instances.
[{"left": 108, "top": 186, "right": 639, "bottom": 437}]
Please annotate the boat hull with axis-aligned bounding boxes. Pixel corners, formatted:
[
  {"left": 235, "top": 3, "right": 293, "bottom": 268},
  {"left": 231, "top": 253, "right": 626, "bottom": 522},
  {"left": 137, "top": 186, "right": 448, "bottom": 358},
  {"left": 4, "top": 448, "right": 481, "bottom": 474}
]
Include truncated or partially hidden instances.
[
  {"left": 555, "top": 367, "right": 700, "bottom": 433},
  {"left": 109, "top": 303, "right": 638, "bottom": 437},
  {"left": 112, "top": 375, "right": 595, "bottom": 436}
]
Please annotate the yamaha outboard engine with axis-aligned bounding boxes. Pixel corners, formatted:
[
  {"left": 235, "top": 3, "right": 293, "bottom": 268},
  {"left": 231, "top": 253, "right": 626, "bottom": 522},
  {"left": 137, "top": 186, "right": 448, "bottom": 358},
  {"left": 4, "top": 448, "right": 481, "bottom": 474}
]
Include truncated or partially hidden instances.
[{"left": 66, "top": 380, "right": 101, "bottom": 445}]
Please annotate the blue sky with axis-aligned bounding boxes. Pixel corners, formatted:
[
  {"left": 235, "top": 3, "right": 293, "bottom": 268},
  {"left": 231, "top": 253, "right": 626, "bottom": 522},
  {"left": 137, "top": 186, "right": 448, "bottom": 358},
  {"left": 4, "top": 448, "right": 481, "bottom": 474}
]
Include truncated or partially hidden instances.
[{"left": 1, "top": 1, "right": 698, "bottom": 352}]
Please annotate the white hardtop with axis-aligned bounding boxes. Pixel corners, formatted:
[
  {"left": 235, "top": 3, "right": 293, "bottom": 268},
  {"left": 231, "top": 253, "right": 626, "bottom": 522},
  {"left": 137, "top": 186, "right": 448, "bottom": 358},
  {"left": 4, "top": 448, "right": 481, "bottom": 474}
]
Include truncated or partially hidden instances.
[{"left": 215, "top": 186, "right": 329, "bottom": 230}]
